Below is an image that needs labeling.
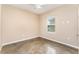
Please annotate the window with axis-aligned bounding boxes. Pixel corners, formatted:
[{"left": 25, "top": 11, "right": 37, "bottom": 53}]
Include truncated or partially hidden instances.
[{"left": 47, "top": 16, "right": 55, "bottom": 32}]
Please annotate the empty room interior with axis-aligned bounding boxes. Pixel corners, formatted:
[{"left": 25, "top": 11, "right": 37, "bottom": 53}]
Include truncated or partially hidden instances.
[{"left": 0, "top": 4, "right": 79, "bottom": 54}]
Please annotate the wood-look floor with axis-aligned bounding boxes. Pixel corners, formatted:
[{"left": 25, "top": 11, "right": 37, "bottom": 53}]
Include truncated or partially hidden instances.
[{"left": 1, "top": 37, "right": 78, "bottom": 54}]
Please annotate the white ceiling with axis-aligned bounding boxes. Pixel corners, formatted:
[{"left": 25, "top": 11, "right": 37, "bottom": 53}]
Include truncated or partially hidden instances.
[{"left": 10, "top": 4, "right": 63, "bottom": 14}]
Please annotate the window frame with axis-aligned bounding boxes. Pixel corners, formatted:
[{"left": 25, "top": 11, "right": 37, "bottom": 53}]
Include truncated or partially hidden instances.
[{"left": 47, "top": 16, "right": 55, "bottom": 33}]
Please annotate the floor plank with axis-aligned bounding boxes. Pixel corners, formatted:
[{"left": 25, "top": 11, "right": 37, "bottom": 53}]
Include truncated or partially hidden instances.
[{"left": 1, "top": 37, "right": 78, "bottom": 54}]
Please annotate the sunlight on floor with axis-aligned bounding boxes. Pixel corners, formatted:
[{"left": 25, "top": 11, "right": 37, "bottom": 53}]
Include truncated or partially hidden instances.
[{"left": 46, "top": 44, "right": 56, "bottom": 54}]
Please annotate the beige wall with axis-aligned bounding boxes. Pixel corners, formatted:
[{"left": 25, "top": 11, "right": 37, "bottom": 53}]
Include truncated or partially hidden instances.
[
  {"left": 1, "top": 5, "right": 78, "bottom": 49},
  {"left": 77, "top": 5, "right": 79, "bottom": 45},
  {"left": 0, "top": 5, "right": 2, "bottom": 49},
  {"left": 2, "top": 5, "right": 40, "bottom": 45},
  {"left": 40, "top": 5, "right": 78, "bottom": 48}
]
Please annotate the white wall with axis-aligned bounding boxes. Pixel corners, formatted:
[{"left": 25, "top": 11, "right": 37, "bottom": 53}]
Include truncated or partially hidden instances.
[
  {"left": 2, "top": 5, "right": 40, "bottom": 45},
  {"left": 1, "top": 5, "right": 78, "bottom": 49},
  {"left": 0, "top": 4, "right": 2, "bottom": 50},
  {"left": 77, "top": 5, "right": 79, "bottom": 46},
  {"left": 40, "top": 5, "right": 78, "bottom": 48}
]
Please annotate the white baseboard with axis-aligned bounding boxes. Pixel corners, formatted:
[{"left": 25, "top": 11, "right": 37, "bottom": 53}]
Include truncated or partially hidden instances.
[
  {"left": 2, "top": 35, "right": 79, "bottom": 50},
  {"left": 40, "top": 36, "right": 79, "bottom": 49},
  {"left": 2, "top": 36, "right": 38, "bottom": 46}
]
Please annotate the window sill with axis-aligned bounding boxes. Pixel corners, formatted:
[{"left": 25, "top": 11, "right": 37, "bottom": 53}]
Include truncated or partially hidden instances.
[{"left": 47, "top": 32, "right": 55, "bottom": 34}]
